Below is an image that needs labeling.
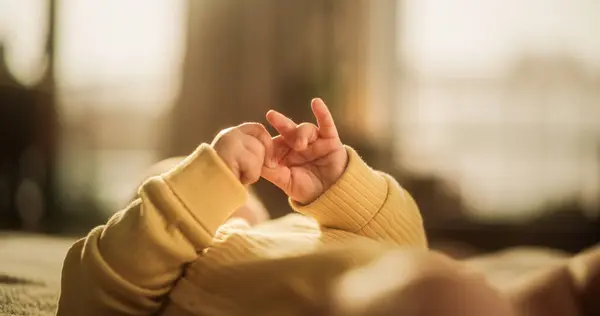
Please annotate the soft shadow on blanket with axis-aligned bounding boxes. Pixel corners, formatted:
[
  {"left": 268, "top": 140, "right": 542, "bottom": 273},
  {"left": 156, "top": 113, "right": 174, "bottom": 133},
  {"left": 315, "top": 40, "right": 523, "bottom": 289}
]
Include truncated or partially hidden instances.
[
  {"left": 0, "top": 273, "right": 57, "bottom": 315},
  {"left": 0, "top": 233, "right": 73, "bottom": 316}
]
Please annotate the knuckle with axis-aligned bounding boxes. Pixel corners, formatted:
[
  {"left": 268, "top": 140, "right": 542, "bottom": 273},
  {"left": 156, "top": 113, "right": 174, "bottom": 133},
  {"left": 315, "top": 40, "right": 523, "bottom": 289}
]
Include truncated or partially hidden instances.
[
  {"left": 296, "top": 123, "right": 316, "bottom": 139},
  {"left": 240, "top": 122, "right": 264, "bottom": 132},
  {"left": 246, "top": 136, "right": 264, "bottom": 154},
  {"left": 241, "top": 165, "right": 260, "bottom": 184},
  {"left": 219, "top": 126, "right": 236, "bottom": 138},
  {"left": 213, "top": 127, "right": 238, "bottom": 145},
  {"left": 214, "top": 132, "right": 241, "bottom": 151},
  {"left": 299, "top": 122, "right": 317, "bottom": 132},
  {"left": 240, "top": 123, "right": 270, "bottom": 139},
  {"left": 242, "top": 123, "right": 270, "bottom": 144},
  {"left": 239, "top": 151, "right": 261, "bottom": 170},
  {"left": 247, "top": 170, "right": 260, "bottom": 183}
]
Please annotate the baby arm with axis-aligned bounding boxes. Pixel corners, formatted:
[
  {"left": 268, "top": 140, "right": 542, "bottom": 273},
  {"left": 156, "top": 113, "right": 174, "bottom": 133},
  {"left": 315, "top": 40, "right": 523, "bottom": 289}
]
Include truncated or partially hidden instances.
[
  {"left": 261, "top": 98, "right": 426, "bottom": 248},
  {"left": 57, "top": 124, "right": 274, "bottom": 315},
  {"left": 292, "top": 147, "right": 427, "bottom": 248}
]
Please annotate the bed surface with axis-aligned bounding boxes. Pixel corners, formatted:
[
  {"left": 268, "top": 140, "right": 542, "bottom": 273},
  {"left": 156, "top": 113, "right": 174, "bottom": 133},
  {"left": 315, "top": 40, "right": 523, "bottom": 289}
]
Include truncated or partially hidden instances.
[
  {"left": 0, "top": 232, "right": 575, "bottom": 315},
  {"left": 0, "top": 233, "right": 73, "bottom": 316}
]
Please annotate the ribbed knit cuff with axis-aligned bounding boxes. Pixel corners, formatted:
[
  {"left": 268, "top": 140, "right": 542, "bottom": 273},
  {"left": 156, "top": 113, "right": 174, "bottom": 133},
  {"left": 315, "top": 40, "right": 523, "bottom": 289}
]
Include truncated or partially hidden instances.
[
  {"left": 162, "top": 144, "right": 247, "bottom": 243},
  {"left": 291, "top": 146, "right": 388, "bottom": 232}
]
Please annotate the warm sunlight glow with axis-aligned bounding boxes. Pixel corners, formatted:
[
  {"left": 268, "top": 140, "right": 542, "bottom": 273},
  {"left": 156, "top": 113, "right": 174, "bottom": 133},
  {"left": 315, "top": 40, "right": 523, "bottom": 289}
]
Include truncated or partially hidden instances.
[
  {"left": 397, "top": 0, "right": 600, "bottom": 221},
  {"left": 56, "top": 0, "right": 187, "bottom": 113},
  {"left": 0, "top": 0, "right": 49, "bottom": 86}
]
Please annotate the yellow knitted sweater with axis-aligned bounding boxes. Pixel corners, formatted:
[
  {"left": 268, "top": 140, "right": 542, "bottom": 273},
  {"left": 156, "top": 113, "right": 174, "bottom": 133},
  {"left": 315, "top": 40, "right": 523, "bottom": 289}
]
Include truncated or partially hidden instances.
[{"left": 57, "top": 144, "right": 427, "bottom": 316}]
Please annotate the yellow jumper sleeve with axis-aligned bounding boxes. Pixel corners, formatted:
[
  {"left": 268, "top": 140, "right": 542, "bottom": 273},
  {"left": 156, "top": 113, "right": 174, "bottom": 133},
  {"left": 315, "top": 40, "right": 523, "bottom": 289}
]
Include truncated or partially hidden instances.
[
  {"left": 56, "top": 144, "right": 247, "bottom": 316},
  {"left": 292, "top": 146, "right": 427, "bottom": 248}
]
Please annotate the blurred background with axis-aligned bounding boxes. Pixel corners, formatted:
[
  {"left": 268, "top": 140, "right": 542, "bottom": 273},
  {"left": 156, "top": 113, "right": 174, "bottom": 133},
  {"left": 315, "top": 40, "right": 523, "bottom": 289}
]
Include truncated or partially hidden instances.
[{"left": 0, "top": 0, "right": 598, "bottom": 256}]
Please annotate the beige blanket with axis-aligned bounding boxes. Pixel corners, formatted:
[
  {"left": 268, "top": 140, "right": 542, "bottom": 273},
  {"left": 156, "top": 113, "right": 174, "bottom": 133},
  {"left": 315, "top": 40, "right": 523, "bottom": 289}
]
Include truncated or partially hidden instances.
[
  {"left": 0, "top": 233, "right": 72, "bottom": 316},
  {"left": 0, "top": 233, "right": 571, "bottom": 316}
]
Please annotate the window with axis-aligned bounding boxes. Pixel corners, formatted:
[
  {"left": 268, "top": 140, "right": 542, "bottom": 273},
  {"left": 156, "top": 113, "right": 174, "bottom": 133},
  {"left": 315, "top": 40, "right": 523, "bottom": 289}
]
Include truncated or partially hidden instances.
[
  {"left": 395, "top": 0, "right": 600, "bottom": 221},
  {"left": 54, "top": 0, "right": 187, "bottom": 212},
  {"left": 0, "top": 0, "right": 49, "bottom": 86}
]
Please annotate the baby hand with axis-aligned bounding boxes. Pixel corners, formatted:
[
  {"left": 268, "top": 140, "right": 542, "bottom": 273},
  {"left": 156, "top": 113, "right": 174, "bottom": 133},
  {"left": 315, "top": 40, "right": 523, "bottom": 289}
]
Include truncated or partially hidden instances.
[
  {"left": 212, "top": 123, "right": 275, "bottom": 185},
  {"left": 261, "top": 98, "right": 349, "bottom": 205}
]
